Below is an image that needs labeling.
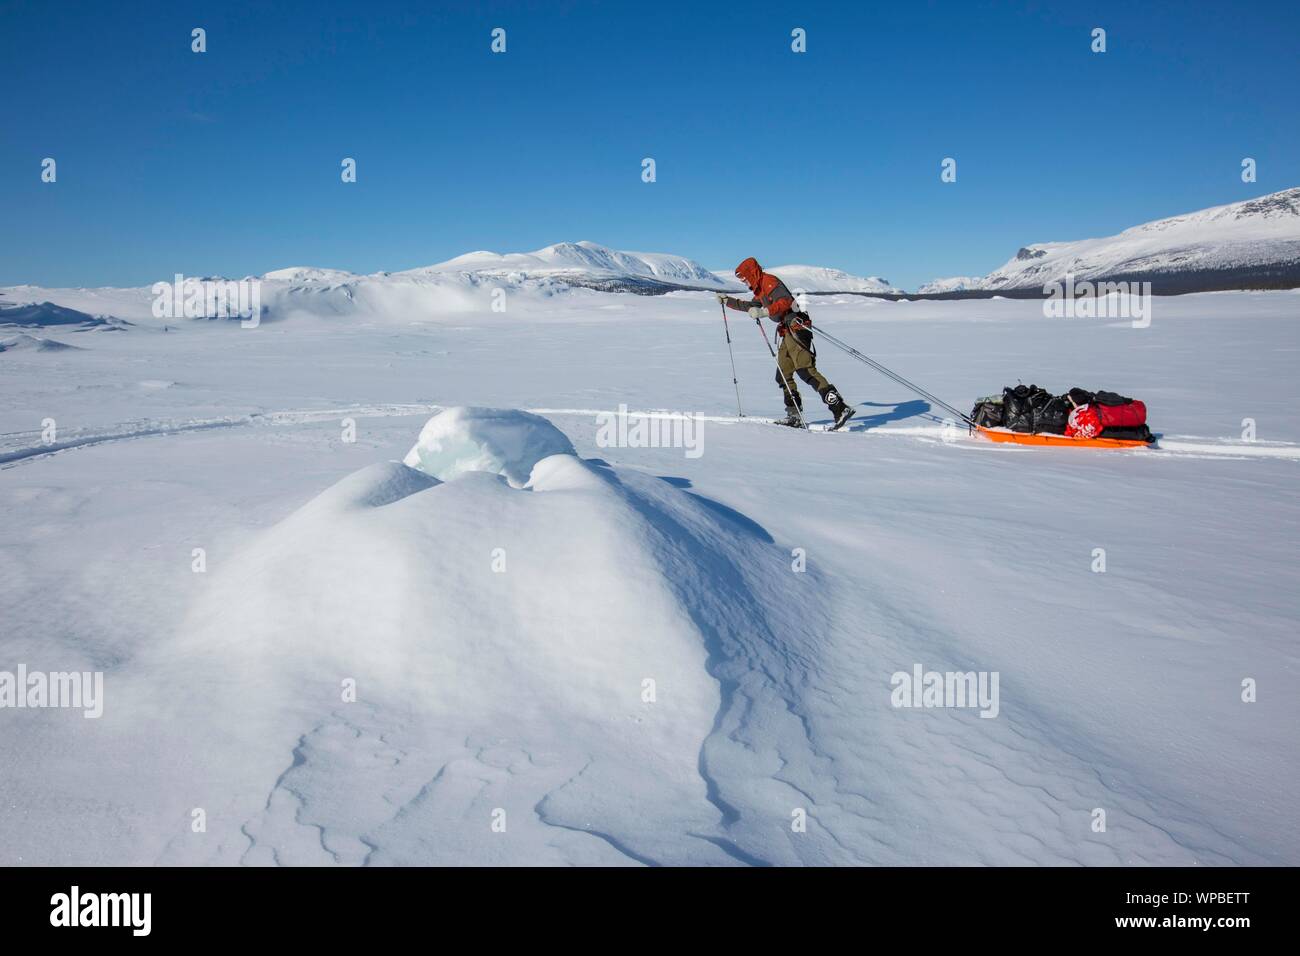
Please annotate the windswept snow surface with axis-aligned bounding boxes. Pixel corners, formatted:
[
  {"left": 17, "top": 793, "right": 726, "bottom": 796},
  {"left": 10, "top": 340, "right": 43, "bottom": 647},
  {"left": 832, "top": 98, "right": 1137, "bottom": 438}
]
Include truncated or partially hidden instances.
[{"left": 0, "top": 287, "right": 1297, "bottom": 866}]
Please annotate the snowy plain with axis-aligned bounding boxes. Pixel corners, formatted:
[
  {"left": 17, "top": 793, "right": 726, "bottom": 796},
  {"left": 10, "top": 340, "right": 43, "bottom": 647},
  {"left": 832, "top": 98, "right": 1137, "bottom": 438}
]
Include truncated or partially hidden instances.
[{"left": 1, "top": 282, "right": 1297, "bottom": 866}]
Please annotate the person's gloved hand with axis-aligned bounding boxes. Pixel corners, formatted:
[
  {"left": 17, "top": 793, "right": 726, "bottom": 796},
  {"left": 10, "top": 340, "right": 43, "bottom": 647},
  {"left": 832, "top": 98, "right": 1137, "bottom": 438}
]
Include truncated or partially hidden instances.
[
  {"left": 715, "top": 292, "right": 728, "bottom": 303},
  {"left": 749, "top": 306, "right": 768, "bottom": 319}
]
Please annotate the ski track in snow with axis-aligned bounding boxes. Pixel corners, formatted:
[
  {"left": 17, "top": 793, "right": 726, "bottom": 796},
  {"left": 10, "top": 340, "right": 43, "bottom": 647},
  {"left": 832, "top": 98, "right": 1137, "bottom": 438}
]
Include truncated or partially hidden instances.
[
  {"left": 3, "top": 403, "right": 1297, "bottom": 469},
  {"left": 0, "top": 404, "right": 443, "bottom": 467}
]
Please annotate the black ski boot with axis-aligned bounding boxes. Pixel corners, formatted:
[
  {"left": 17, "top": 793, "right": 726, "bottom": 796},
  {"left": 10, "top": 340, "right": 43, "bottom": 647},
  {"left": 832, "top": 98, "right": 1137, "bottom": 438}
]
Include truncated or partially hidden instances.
[
  {"left": 825, "top": 390, "right": 856, "bottom": 431},
  {"left": 775, "top": 406, "right": 803, "bottom": 427}
]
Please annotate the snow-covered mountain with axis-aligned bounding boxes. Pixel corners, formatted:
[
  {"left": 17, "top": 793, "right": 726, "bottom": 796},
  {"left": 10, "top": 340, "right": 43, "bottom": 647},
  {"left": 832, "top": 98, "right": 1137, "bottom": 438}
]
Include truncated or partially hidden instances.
[
  {"left": 261, "top": 266, "right": 360, "bottom": 283},
  {"left": 916, "top": 276, "right": 984, "bottom": 294},
  {"left": 765, "top": 265, "right": 902, "bottom": 294},
  {"left": 4, "top": 244, "right": 908, "bottom": 327},
  {"left": 709, "top": 264, "right": 900, "bottom": 294},
  {"left": 2, "top": 244, "right": 711, "bottom": 327},
  {"left": 950, "top": 187, "right": 1300, "bottom": 293},
  {"left": 418, "top": 240, "right": 727, "bottom": 290}
]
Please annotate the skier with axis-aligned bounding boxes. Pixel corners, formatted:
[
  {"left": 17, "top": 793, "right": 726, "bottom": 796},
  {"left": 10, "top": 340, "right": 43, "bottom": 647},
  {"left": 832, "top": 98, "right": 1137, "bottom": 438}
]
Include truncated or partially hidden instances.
[{"left": 718, "top": 257, "right": 855, "bottom": 429}]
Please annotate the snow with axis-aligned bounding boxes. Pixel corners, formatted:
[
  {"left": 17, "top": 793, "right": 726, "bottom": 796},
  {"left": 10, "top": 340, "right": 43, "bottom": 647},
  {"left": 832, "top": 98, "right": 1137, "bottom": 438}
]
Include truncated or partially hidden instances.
[
  {"left": 1, "top": 283, "right": 1297, "bottom": 866},
  {"left": 402, "top": 406, "right": 575, "bottom": 487}
]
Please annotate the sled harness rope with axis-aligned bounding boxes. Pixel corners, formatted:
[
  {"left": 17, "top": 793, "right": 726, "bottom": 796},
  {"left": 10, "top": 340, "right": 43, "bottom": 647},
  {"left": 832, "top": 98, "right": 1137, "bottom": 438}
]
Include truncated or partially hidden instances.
[{"left": 805, "top": 319, "right": 975, "bottom": 427}]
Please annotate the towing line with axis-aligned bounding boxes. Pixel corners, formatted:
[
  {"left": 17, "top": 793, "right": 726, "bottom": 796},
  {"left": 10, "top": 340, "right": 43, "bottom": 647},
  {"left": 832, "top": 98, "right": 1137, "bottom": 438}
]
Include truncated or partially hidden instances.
[{"left": 806, "top": 320, "right": 975, "bottom": 427}]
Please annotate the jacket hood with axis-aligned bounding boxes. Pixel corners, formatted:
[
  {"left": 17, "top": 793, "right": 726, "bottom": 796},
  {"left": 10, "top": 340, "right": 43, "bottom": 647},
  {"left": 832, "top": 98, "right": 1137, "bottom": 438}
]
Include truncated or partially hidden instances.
[{"left": 735, "top": 257, "right": 763, "bottom": 291}]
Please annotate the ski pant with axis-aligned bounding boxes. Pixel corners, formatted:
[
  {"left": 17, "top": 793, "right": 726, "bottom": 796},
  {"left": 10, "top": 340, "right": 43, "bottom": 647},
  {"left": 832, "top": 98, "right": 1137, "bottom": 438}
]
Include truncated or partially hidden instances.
[{"left": 775, "top": 329, "right": 835, "bottom": 410}]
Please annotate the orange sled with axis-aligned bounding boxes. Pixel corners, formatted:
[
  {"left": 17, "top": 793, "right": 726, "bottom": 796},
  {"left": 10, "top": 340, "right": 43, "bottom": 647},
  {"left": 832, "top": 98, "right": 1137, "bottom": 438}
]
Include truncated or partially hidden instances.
[{"left": 976, "top": 426, "right": 1153, "bottom": 449}]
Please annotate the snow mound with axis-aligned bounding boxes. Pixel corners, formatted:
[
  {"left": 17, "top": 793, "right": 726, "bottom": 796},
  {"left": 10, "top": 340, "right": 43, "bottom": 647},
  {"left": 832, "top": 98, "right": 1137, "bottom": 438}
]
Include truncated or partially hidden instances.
[
  {"left": 142, "top": 412, "right": 809, "bottom": 864},
  {"left": 304, "top": 460, "right": 442, "bottom": 512},
  {"left": 0, "top": 333, "right": 82, "bottom": 352},
  {"left": 0, "top": 301, "right": 111, "bottom": 328},
  {"left": 402, "top": 406, "right": 576, "bottom": 487}
]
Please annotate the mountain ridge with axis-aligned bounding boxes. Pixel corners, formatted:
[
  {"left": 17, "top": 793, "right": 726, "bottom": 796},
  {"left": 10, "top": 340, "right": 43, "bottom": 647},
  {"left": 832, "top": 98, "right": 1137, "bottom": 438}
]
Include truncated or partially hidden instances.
[{"left": 923, "top": 186, "right": 1300, "bottom": 294}]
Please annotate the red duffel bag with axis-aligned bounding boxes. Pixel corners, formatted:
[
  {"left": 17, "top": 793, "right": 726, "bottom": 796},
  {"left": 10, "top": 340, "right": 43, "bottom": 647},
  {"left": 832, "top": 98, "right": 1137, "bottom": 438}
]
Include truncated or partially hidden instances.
[
  {"left": 1098, "top": 400, "right": 1147, "bottom": 428},
  {"left": 1065, "top": 404, "right": 1102, "bottom": 439}
]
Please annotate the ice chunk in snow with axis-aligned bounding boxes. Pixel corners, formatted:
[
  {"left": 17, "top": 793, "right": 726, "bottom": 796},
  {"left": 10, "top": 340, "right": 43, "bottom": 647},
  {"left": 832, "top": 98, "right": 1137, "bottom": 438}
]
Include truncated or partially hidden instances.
[{"left": 402, "top": 406, "right": 575, "bottom": 487}]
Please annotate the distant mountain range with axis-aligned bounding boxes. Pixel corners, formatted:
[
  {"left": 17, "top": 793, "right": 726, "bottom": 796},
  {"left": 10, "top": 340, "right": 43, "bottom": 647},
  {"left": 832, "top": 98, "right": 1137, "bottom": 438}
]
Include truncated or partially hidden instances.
[
  {"left": 4, "top": 190, "right": 1298, "bottom": 327},
  {"left": 713, "top": 265, "right": 901, "bottom": 295},
  {"left": 921, "top": 187, "right": 1300, "bottom": 295},
  {"left": 420, "top": 241, "right": 724, "bottom": 289}
]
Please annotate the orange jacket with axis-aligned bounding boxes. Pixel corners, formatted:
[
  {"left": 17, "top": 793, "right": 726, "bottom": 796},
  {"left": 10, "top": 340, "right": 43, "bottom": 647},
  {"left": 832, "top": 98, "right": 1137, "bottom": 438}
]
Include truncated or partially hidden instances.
[{"left": 725, "top": 257, "right": 809, "bottom": 335}]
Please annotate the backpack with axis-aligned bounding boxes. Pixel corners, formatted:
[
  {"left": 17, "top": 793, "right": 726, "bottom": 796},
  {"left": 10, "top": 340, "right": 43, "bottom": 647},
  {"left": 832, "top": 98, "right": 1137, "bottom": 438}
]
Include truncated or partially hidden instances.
[
  {"left": 1093, "top": 390, "right": 1134, "bottom": 406},
  {"left": 1032, "top": 395, "right": 1071, "bottom": 434},
  {"left": 1099, "top": 424, "right": 1154, "bottom": 442},
  {"left": 1003, "top": 384, "right": 1044, "bottom": 432},
  {"left": 1098, "top": 400, "right": 1147, "bottom": 428},
  {"left": 1068, "top": 387, "right": 1134, "bottom": 407},
  {"left": 1065, "top": 404, "right": 1102, "bottom": 439},
  {"left": 969, "top": 398, "right": 1004, "bottom": 428}
]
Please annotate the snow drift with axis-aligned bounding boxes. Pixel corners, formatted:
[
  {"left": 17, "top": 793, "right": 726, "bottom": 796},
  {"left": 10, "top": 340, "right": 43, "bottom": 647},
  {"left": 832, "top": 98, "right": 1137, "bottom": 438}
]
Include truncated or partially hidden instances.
[
  {"left": 134, "top": 407, "right": 818, "bottom": 865},
  {"left": 0, "top": 301, "right": 116, "bottom": 328},
  {"left": 0, "top": 333, "right": 82, "bottom": 353}
]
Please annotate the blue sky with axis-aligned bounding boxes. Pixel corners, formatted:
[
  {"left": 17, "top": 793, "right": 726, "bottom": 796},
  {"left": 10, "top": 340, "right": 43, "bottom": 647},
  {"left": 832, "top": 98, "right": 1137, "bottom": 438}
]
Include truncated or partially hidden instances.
[{"left": 3, "top": 0, "right": 1298, "bottom": 289}]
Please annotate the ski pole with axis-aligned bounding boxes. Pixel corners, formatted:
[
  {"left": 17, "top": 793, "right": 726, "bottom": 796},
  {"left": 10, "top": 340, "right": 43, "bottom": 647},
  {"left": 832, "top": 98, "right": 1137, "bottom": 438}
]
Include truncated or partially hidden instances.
[
  {"left": 754, "top": 316, "right": 807, "bottom": 429},
  {"left": 719, "top": 300, "right": 744, "bottom": 417}
]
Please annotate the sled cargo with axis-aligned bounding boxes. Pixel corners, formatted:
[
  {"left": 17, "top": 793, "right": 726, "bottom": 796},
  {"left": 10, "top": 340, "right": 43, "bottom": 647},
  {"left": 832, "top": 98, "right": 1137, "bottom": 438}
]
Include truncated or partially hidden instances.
[{"left": 976, "top": 425, "right": 1153, "bottom": 449}]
